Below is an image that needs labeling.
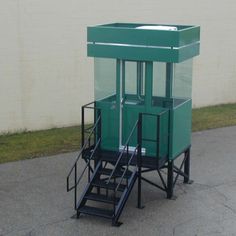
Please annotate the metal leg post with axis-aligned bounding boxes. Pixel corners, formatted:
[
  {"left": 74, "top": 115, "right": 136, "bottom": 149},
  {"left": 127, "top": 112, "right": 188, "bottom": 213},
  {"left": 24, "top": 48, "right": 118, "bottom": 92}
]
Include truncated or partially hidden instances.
[
  {"left": 137, "top": 165, "right": 143, "bottom": 208},
  {"left": 137, "top": 114, "right": 144, "bottom": 209},
  {"left": 184, "top": 148, "right": 193, "bottom": 184},
  {"left": 167, "top": 160, "right": 173, "bottom": 199}
]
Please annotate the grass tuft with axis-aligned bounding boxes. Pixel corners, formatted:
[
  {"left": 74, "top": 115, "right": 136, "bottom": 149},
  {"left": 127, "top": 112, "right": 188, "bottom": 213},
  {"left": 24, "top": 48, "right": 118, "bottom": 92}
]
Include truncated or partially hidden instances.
[
  {"left": 0, "top": 126, "right": 81, "bottom": 164},
  {"left": 192, "top": 103, "right": 236, "bottom": 132}
]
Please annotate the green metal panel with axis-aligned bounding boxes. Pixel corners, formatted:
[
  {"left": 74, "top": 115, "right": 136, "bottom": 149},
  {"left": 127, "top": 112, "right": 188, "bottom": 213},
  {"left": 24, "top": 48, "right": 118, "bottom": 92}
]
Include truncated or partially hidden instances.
[
  {"left": 88, "top": 43, "right": 199, "bottom": 62},
  {"left": 88, "top": 23, "right": 200, "bottom": 47},
  {"left": 178, "top": 26, "right": 200, "bottom": 47},
  {"left": 88, "top": 26, "right": 180, "bottom": 47},
  {"left": 178, "top": 42, "right": 200, "bottom": 62},
  {"left": 97, "top": 23, "right": 194, "bottom": 30},
  {"left": 88, "top": 44, "right": 177, "bottom": 62},
  {"left": 96, "top": 100, "right": 119, "bottom": 151},
  {"left": 96, "top": 95, "right": 169, "bottom": 158},
  {"left": 122, "top": 103, "right": 169, "bottom": 158},
  {"left": 122, "top": 104, "right": 145, "bottom": 148},
  {"left": 145, "top": 62, "right": 153, "bottom": 107},
  {"left": 169, "top": 99, "right": 192, "bottom": 159},
  {"left": 87, "top": 23, "right": 200, "bottom": 62},
  {"left": 166, "top": 63, "right": 173, "bottom": 98}
]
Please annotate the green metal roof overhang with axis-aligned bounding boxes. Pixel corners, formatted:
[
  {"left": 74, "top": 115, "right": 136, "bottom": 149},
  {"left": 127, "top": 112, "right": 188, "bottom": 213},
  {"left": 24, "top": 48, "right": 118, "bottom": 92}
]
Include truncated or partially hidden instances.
[{"left": 87, "top": 23, "right": 200, "bottom": 63}]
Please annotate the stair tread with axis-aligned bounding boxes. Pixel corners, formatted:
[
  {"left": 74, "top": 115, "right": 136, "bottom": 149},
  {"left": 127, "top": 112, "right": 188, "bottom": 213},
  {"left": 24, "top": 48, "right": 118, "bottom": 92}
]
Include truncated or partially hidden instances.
[
  {"left": 79, "top": 205, "right": 113, "bottom": 219},
  {"left": 85, "top": 192, "right": 120, "bottom": 204},
  {"left": 99, "top": 168, "right": 132, "bottom": 178},
  {"left": 92, "top": 179, "right": 127, "bottom": 191}
]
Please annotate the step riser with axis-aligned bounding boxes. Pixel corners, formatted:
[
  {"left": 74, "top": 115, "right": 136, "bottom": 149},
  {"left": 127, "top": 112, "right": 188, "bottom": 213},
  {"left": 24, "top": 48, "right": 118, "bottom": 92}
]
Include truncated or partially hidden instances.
[
  {"left": 98, "top": 168, "right": 132, "bottom": 178},
  {"left": 85, "top": 193, "right": 119, "bottom": 204},
  {"left": 74, "top": 158, "right": 136, "bottom": 225},
  {"left": 79, "top": 211, "right": 113, "bottom": 219},
  {"left": 78, "top": 206, "right": 114, "bottom": 219},
  {"left": 92, "top": 182, "right": 126, "bottom": 192}
]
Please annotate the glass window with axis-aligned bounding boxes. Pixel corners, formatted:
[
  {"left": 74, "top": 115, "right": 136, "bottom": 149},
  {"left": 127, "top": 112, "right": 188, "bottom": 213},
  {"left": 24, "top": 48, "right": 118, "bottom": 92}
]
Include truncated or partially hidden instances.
[
  {"left": 94, "top": 58, "right": 116, "bottom": 101},
  {"left": 153, "top": 62, "right": 166, "bottom": 97},
  {"left": 173, "top": 59, "right": 193, "bottom": 99},
  {"left": 125, "top": 61, "right": 137, "bottom": 95},
  {"left": 123, "top": 61, "right": 145, "bottom": 103}
]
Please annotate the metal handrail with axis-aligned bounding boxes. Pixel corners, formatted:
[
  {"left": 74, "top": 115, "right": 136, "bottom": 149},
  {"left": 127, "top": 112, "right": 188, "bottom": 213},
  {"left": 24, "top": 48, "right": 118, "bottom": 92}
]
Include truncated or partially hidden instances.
[
  {"left": 106, "top": 110, "right": 168, "bottom": 188},
  {"left": 106, "top": 119, "right": 139, "bottom": 184},
  {"left": 82, "top": 101, "right": 97, "bottom": 109},
  {"left": 66, "top": 115, "right": 101, "bottom": 192},
  {"left": 141, "top": 109, "right": 168, "bottom": 117},
  {"left": 115, "top": 144, "right": 138, "bottom": 191},
  {"left": 74, "top": 138, "right": 101, "bottom": 187},
  {"left": 140, "top": 110, "right": 169, "bottom": 159}
]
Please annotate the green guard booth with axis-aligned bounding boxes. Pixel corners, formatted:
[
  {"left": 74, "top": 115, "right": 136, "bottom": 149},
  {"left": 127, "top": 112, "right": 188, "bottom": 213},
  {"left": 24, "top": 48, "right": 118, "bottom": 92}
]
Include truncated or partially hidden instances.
[
  {"left": 67, "top": 23, "right": 200, "bottom": 226},
  {"left": 88, "top": 23, "right": 200, "bottom": 162}
]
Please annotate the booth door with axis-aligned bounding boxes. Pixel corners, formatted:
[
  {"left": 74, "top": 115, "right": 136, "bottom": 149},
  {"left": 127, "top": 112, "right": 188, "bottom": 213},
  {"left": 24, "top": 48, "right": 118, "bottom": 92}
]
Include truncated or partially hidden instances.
[{"left": 119, "top": 61, "right": 146, "bottom": 152}]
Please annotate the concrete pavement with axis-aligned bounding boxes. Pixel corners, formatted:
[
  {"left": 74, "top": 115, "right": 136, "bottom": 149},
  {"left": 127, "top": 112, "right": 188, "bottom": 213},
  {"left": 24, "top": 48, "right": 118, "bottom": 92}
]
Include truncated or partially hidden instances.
[{"left": 0, "top": 126, "right": 236, "bottom": 236}]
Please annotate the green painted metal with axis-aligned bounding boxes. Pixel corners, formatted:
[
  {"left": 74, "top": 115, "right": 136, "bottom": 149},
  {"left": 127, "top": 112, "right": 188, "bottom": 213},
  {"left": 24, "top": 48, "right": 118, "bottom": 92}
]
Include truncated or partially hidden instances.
[
  {"left": 87, "top": 23, "right": 200, "bottom": 62},
  {"left": 178, "top": 42, "right": 200, "bottom": 62},
  {"left": 96, "top": 95, "right": 169, "bottom": 158},
  {"left": 96, "top": 99, "right": 119, "bottom": 151},
  {"left": 87, "top": 43, "right": 200, "bottom": 62},
  {"left": 166, "top": 63, "right": 173, "bottom": 98},
  {"left": 88, "top": 23, "right": 200, "bottom": 47},
  {"left": 144, "top": 62, "right": 153, "bottom": 108},
  {"left": 169, "top": 99, "right": 192, "bottom": 159},
  {"left": 90, "top": 22, "right": 200, "bottom": 161},
  {"left": 116, "top": 59, "right": 121, "bottom": 106},
  {"left": 122, "top": 102, "right": 169, "bottom": 157}
]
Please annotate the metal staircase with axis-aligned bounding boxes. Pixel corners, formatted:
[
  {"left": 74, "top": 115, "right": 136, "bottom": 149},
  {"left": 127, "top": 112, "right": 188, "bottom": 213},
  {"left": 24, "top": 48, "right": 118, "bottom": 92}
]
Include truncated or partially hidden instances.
[
  {"left": 66, "top": 102, "right": 192, "bottom": 226},
  {"left": 66, "top": 103, "right": 140, "bottom": 226}
]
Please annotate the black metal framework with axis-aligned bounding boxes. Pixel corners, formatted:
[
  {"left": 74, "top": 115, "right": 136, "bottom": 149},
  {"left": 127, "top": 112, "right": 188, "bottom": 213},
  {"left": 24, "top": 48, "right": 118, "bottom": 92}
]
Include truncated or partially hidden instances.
[
  {"left": 66, "top": 101, "right": 192, "bottom": 226},
  {"left": 66, "top": 102, "right": 101, "bottom": 210}
]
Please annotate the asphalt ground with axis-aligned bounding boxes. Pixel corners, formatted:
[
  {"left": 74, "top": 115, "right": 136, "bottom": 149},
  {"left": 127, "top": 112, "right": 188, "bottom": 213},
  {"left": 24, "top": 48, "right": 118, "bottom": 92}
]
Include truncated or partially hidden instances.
[{"left": 0, "top": 126, "right": 236, "bottom": 236}]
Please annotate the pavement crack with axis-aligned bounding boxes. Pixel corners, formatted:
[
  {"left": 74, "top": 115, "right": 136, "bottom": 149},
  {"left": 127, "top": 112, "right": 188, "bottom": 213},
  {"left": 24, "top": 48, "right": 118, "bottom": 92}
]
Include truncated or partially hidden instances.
[
  {"left": 221, "top": 203, "right": 236, "bottom": 215},
  {"left": 29, "top": 217, "right": 71, "bottom": 234}
]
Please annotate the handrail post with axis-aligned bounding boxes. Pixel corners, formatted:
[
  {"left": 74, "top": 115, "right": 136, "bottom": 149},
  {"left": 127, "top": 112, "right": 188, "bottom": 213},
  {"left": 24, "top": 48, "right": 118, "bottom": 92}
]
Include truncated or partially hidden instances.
[
  {"left": 137, "top": 113, "right": 143, "bottom": 209},
  {"left": 88, "top": 157, "right": 91, "bottom": 182},
  {"left": 126, "top": 143, "right": 129, "bottom": 185},
  {"left": 106, "top": 119, "right": 138, "bottom": 184},
  {"left": 96, "top": 109, "right": 101, "bottom": 194},
  {"left": 74, "top": 163, "right": 77, "bottom": 210},
  {"left": 156, "top": 115, "right": 160, "bottom": 158},
  {"left": 81, "top": 106, "right": 85, "bottom": 149},
  {"left": 97, "top": 109, "right": 101, "bottom": 150},
  {"left": 96, "top": 110, "right": 102, "bottom": 166}
]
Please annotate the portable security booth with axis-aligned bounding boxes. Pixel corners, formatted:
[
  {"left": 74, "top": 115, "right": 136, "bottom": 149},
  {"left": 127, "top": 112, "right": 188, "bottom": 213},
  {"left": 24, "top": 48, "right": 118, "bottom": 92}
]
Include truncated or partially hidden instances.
[{"left": 67, "top": 23, "right": 200, "bottom": 226}]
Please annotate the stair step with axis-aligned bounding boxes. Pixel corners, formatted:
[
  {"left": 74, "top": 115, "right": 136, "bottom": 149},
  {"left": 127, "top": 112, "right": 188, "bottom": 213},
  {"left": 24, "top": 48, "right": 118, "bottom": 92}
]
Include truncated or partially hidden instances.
[
  {"left": 78, "top": 205, "right": 113, "bottom": 219},
  {"left": 92, "top": 179, "right": 127, "bottom": 192},
  {"left": 85, "top": 192, "right": 120, "bottom": 204},
  {"left": 99, "top": 168, "right": 132, "bottom": 178}
]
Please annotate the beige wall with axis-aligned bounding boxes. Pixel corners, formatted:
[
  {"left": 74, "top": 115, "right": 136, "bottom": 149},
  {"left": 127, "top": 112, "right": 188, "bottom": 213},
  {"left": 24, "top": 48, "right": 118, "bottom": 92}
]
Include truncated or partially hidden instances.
[{"left": 1, "top": 0, "right": 236, "bottom": 133}]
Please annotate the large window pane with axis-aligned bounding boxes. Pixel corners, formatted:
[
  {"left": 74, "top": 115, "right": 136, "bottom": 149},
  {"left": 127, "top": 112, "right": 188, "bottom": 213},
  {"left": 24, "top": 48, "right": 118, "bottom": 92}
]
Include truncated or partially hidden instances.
[
  {"left": 125, "top": 61, "right": 137, "bottom": 95},
  {"left": 173, "top": 59, "right": 193, "bottom": 99},
  {"left": 153, "top": 62, "right": 166, "bottom": 97},
  {"left": 94, "top": 58, "right": 116, "bottom": 101}
]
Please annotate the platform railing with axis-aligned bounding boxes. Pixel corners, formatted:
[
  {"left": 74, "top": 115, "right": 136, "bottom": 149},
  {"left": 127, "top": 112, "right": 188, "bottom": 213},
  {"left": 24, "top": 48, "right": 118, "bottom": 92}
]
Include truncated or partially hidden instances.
[
  {"left": 139, "top": 110, "right": 169, "bottom": 159},
  {"left": 106, "top": 119, "right": 139, "bottom": 184},
  {"left": 136, "top": 110, "right": 169, "bottom": 208},
  {"left": 66, "top": 113, "right": 101, "bottom": 209},
  {"left": 81, "top": 101, "right": 101, "bottom": 150},
  {"left": 105, "top": 119, "right": 139, "bottom": 213}
]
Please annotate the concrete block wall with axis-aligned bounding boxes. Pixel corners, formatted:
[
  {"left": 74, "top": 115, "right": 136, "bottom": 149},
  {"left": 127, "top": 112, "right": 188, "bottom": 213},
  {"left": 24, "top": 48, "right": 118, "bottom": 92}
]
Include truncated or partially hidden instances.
[{"left": 0, "top": 0, "right": 236, "bottom": 133}]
